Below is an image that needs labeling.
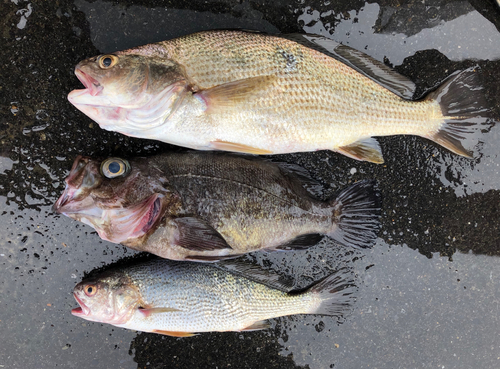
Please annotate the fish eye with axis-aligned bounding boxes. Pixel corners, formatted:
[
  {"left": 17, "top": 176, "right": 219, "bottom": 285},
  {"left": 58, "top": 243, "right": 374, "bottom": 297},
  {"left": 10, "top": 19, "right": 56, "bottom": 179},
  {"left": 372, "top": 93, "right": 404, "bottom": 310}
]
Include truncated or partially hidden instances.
[
  {"left": 98, "top": 55, "right": 118, "bottom": 69},
  {"left": 84, "top": 284, "right": 97, "bottom": 297},
  {"left": 100, "top": 158, "right": 131, "bottom": 179}
]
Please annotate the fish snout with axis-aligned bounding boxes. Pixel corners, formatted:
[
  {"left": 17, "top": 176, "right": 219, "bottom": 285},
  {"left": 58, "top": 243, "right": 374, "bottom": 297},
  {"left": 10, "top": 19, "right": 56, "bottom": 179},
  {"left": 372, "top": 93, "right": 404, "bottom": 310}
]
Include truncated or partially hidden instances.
[
  {"left": 75, "top": 68, "right": 103, "bottom": 97},
  {"left": 52, "top": 187, "right": 71, "bottom": 212},
  {"left": 53, "top": 156, "right": 102, "bottom": 214},
  {"left": 72, "top": 292, "right": 90, "bottom": 317}
]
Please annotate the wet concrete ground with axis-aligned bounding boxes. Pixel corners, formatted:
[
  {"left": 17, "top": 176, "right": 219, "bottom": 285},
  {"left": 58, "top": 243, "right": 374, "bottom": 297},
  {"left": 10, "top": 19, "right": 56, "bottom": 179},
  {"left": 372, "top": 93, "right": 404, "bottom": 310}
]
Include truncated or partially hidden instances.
[{"left": 1, "top": 0, "right": 500, "bottom": 368}]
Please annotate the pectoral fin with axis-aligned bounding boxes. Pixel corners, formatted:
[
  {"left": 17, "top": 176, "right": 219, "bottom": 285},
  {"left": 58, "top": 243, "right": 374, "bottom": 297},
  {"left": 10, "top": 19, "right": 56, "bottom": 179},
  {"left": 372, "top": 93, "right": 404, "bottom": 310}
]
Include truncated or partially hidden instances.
[
  {"left": 152, "top": 330, "right": 197, "bottom": 337},
  {"left": 197, "top": 76, "right": 276, "bottom": 111},
  {"left": 138, "top": 307, "right": 181, "bottom": 318},
  {"left": 336, "top": 137, "right": 384, "bottom": 164},
  {"left": 172, "top": 217, "right": 232, "bottom": 251},
  {"left": 210, "top": 140, "right": 273, "bottom": 155}
]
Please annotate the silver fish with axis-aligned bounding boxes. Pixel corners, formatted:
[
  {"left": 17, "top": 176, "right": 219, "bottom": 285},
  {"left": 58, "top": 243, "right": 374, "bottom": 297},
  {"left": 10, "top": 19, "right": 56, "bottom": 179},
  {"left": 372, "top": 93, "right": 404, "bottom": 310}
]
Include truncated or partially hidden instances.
[
  {"left": 72, "top": 258, "right": 356, "bottom": 336},
  {"left": 68, "top": 30, "right": 492, "bottom": 163}
]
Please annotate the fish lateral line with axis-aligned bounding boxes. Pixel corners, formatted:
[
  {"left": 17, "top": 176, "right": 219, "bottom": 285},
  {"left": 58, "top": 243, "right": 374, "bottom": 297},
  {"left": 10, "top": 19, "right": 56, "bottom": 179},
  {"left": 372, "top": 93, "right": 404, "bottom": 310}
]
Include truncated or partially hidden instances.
[{"left": 169, "top": 172, "right": 319, "bottom": 213}]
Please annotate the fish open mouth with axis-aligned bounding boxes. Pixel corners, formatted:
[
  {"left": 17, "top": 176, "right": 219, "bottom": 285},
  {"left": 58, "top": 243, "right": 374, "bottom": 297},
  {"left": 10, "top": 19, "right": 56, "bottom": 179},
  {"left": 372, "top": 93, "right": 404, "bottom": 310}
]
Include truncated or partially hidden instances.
[
  {"left": 71, "top": 293, "right": 90, "bottom": 317},
  {"left": 75, "top": 68, "right": 103, "bottom": 97},
  {"left": 135, "top": 195, "right": 162, "bottom": 235}
]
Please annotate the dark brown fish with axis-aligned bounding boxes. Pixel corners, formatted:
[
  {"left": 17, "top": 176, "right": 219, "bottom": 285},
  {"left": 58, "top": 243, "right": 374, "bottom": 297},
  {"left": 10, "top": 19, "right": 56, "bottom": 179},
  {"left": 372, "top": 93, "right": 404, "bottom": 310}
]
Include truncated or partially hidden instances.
[{"left": 54, "top": 152, "right": 381, "bottom": 261}]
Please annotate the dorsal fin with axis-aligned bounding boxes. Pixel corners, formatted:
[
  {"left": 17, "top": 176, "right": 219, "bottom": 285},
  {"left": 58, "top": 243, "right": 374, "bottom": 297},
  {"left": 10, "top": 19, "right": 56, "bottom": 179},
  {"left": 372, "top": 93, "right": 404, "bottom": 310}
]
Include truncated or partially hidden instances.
[
  {"left": 280, "top": 33, "right": 416, "bottom": 100},
  {"left": 213, "top": 258, "right": 295, "bottom": 292}
]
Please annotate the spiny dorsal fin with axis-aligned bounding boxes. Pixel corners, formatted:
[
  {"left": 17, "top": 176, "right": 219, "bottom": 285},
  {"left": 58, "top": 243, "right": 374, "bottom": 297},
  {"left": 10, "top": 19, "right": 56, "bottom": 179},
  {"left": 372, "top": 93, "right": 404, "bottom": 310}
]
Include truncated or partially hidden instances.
[{"left": 213, "top": 258, "right": 295, "bottom": 292}]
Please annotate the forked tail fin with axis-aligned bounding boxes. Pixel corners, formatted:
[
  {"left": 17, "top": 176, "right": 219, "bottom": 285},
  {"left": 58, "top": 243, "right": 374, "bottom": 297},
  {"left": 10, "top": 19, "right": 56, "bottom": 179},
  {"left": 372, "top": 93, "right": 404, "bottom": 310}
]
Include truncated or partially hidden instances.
[
  {"left": 426, "top": 66, "right": 494, "bottom": 157},
  {"left": 328, "top": 180, "right": 381, "bottom": 249},
  {"left": 306, "top": 268, "right": 357, "bottom": 317}
]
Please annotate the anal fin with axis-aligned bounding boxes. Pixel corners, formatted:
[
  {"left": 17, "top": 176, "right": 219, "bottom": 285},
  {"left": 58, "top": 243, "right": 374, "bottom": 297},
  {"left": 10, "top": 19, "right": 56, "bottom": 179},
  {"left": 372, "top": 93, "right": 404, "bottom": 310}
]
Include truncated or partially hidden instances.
[
  {"left": 239, "top": 320, "right": 271, "bottom": 332},
  {"left": 272, "top": 234, "right": 323, "bottom": 251},
  {"left": 210, "top": 140, "right": 273, "bottom": 155},
  {"left": 152, "top": 330, "right": 197, "bottom": 337},
  {"left": 336, "top": 137, "right": 384, "bottom": 164},
  {"left": 185, "top": 254, "right": 241, "bottom": 262}
]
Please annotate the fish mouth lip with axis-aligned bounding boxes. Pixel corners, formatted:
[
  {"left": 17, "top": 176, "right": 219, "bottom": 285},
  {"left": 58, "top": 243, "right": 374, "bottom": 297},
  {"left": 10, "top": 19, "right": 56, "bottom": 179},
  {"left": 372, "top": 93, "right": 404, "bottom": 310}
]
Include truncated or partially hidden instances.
[
  {"left": 72, "top": 293, "right": 90, "bottom": 316},
  {"left": 75, "top": 68, "right": 103, "bottom": 97},
  {"left": 53, "top": 156, "right": 100, "bottom": 216},
  {"left": 53, "top": 183, "right": 98, "bottom": 218},
  {"left": 53, "top": 184, "right": 77, "bottom": 213},
  {"left": 53, "top": 190, "right": 68, "bottom": 212}
]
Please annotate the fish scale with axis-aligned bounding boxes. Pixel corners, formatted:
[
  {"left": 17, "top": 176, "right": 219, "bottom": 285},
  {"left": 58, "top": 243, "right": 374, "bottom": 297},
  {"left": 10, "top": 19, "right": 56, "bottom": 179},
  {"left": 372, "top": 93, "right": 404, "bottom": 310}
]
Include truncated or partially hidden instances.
[
  {"left": 72, "top": 259, "right": 340, "bottom": 335},
  {"left": 69, "top": 30, "right": 491, "bottom": 162},
  {"left": 54, "top": 152, "right": 381, "bottom": 261}
]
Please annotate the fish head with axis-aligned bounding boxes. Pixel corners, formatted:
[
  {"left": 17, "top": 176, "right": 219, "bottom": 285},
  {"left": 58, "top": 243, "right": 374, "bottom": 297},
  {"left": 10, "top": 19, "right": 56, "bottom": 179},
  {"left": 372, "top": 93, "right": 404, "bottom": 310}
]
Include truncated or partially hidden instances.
[
  {"left": 68, "top": 52, "right": 188, "bottom": 134},
  {"left": 72, "top": 272, "right": 141, "bottom": 325},
  {"left": 54, "top": 155, "right": 178, "bottom": 244}
]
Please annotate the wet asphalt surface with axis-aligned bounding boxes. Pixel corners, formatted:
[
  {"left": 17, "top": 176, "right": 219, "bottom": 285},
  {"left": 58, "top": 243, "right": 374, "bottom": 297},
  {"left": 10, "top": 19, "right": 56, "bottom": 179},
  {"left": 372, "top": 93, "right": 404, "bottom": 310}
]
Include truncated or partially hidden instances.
[{"left": 1, "top": 0, "right": 500, "bottom": 368}]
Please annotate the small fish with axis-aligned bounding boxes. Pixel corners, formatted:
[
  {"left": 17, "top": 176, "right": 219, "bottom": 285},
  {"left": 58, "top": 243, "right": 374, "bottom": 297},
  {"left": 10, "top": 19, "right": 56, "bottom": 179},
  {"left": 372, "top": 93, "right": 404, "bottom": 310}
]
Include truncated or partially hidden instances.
[
  {"left": 71, "top": 258, "right": 356, "bottom": 336},
  {"left": 68, "top": 30, "right": 492, "bottom": 163},
  {"left": 53, "top": 152, "right": 381, "bottom": 261}
]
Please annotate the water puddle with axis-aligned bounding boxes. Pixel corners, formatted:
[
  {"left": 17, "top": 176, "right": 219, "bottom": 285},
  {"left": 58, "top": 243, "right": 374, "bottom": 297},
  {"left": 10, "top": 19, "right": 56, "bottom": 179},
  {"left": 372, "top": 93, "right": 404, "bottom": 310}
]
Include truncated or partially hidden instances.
[{"left": 1, "top": 0, "right": 499, "bottom": 367}]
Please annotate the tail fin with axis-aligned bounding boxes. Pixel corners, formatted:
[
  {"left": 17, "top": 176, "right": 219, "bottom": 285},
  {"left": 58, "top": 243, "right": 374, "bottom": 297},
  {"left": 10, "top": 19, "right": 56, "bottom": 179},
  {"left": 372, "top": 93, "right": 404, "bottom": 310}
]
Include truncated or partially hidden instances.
[
  {"left": 426, "top": 66, "right": 493, "bottom": 157},
  {"left": 307, "top": 268, "right": 357, "bottom": 316},
  {"left": 328, "top": 179, "right": 381, "bottom": 249}
]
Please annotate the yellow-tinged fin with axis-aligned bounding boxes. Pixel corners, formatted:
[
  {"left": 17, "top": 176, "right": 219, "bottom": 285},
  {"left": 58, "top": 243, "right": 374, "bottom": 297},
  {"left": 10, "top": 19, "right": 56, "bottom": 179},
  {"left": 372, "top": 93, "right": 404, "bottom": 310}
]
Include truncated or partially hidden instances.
[
  {"left": 424, "top": 66, "right": 493, "bottom": 158},
  {"left": 239, "top": 320, "right": 271, "bottom": 331},
  {"left": 211, "top": 140, "right": 273, "bottom": 155},
  {"left": 152, "top": 330, "right": 197, "bottom": 337},
  {"left": 336, "top": 137, "right": 384, "bottom": 164},
  {"left": 196, "top": 76, "right": 276, "bottom": 111},
  {"left": 139, "top": 307, "right": 181, "bottom": 318}
]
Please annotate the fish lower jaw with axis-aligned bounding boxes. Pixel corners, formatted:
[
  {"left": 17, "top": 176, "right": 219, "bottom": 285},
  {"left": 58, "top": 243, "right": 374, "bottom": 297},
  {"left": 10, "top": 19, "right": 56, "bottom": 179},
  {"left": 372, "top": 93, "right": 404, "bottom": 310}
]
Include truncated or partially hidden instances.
[
  {"left": 72, "top": 294, "right": 91, "bottom": 317},
  {"left": 71, "top": 307, "right": 86, "bottom": 317}
]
